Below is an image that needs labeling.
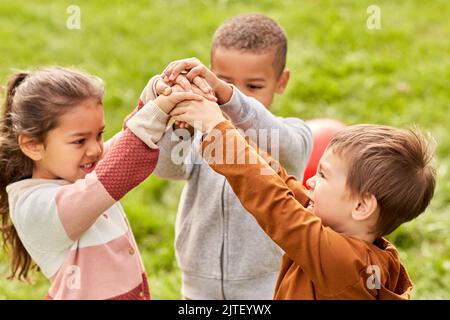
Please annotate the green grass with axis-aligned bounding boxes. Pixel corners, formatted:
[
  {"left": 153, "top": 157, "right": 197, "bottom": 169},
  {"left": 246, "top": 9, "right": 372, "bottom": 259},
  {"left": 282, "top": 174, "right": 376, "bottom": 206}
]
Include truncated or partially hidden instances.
[{"left": 0, "top": 0, "right": 449, "bottom": 299}]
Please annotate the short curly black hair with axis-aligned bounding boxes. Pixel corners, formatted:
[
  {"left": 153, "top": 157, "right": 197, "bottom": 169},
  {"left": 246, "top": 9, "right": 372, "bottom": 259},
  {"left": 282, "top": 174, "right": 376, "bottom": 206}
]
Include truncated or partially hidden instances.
[{"left": 211, "top": 13, "right": 288, "bottom": 76}]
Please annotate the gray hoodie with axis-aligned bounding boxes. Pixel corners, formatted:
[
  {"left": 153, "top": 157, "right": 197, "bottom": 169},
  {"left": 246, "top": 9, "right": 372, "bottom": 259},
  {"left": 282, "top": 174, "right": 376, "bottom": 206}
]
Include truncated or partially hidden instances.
[{"left": 143, "top": 77, "right": 312, "bottom": 299}]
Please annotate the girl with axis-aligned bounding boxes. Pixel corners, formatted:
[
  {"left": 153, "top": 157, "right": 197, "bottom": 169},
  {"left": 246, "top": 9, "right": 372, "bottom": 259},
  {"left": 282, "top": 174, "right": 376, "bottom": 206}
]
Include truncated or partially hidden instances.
[{"left": 0, "top": 67, "right": 202, "bottom": 299}]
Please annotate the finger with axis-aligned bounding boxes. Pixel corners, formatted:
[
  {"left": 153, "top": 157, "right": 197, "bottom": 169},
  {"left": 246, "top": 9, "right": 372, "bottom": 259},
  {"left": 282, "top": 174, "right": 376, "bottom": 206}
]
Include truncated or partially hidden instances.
[
  {"left": 170, "top": 106, "right": 190, "bottom": 117},
  {"left": 162, "top": 61, "right": 179, "bottom": 78},
  {"left": 180, "top": 121, "right": 188, "bottom": 129},
  {"left": 169, "top": 92, "right": 203, "bottom": 105},
  {"left": 188, "top": 83, "right": 217, "bottom": 102},
  {"left": 186, "top": 66, "right": 206, "bottom": 83},
  {"left": 155, "top": 78, "right": 172, "bottom": 96},
  {"left": 192, "top": 74, "right": 212, "bottom": 94},
  {"left": 171, "top": 84, "right": 186, "bottom": 93},
  {"left": 172, "top": 114, "right": 191, "bottom": 125},
  {"left": 174, "top": 120, "right": 188, "bottom": 129},
  {"left": 175, "top": 74, "right": 192, "bottom": 92},
  {"left": 187, "top": 66, "right": 216, "bottom": 96},
  {"left": 169, "top": 58, "right": 201, "bottom": 81},
  {"left": 206, "top": 94, "right": 218, "bottom": 102}
]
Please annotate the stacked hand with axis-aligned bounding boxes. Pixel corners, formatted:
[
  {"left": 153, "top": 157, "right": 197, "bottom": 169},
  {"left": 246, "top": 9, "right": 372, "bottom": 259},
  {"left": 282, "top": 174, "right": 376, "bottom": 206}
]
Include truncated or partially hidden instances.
[{"left": 152, "top": 58, "right": 233, "bottom": 133}]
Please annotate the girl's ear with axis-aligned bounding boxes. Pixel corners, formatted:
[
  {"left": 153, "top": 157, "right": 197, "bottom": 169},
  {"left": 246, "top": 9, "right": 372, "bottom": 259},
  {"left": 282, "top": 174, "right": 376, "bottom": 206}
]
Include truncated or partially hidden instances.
[
  {"left": 275, "top": 69, "right": 290, "bottom": 94},
  {"left": 351, "top": 193, "right": 379, "bottom": 221},
  {"left": 18, "top": 134, "right": 44, "bottom": 161}
]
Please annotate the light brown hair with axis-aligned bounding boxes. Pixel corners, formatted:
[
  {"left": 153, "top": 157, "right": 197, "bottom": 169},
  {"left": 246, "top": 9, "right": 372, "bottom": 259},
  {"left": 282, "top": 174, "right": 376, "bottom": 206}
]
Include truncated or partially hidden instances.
[
  {"left": 328, "top": 124, "right": 436, "bottom": 237},
  {"left": 0, "top": 67, "right": 104, "bottom": 280},
  {"left": 211, "top": 13, "right": 288, "bottom": 76}
]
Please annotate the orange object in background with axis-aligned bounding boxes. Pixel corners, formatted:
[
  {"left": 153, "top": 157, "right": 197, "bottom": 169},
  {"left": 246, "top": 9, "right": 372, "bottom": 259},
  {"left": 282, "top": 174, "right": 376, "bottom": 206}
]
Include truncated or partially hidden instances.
[{"left": 302, "top": 118, "right": 346, "bottom": 188}]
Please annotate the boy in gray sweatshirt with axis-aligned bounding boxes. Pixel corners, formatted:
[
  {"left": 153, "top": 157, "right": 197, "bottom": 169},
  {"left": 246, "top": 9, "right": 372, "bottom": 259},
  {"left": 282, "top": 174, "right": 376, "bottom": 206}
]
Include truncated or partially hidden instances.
[{"left": 142, "top": 14, "right": 312, "bottom": 299}]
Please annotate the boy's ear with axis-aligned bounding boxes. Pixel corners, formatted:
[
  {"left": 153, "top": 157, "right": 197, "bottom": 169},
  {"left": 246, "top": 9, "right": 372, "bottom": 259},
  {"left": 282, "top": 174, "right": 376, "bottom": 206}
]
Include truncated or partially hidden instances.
[
  {"left": 275, "top": 69, "right": 290, "bottom": 94},
  {"left": 351, "top": 193, "right": 379, "bottom": 221},
  {"left": 18, "top": 134, "right": 44, "bottom": 161}
]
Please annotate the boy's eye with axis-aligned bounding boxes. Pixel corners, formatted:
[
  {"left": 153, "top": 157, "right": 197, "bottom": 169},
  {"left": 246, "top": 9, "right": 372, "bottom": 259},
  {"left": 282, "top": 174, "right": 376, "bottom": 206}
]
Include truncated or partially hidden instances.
[
  {"left": 318, "top": 170, "right": 325, "bottom": 179},
  {"left": 97, "top": 130, "right": 104, "bottom": 139},
  {"left": 247, "top": 84, "right": 264, "bottom": 90}
]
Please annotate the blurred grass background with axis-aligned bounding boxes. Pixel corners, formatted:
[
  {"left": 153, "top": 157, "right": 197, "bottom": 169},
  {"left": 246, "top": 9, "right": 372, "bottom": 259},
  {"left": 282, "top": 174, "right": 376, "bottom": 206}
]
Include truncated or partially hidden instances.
[{"left": 0, "top": 0, "right": 449, "bottom": 299}]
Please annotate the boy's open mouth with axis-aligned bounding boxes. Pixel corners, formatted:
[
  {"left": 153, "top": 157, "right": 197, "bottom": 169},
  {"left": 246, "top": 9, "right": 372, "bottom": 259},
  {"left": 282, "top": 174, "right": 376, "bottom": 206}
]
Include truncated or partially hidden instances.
[{"left": 306, "top": 200, "right": 315, "bottom": 211}]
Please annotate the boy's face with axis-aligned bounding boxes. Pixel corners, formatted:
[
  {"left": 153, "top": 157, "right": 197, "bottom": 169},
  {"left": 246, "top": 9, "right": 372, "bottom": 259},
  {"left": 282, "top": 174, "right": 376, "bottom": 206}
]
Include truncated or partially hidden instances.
[
  {"left": 211, "top": 47, "right": 289, "bottom": 108},
  {"left": 305, "top": 148, "right": 356, "bottom": 233}
]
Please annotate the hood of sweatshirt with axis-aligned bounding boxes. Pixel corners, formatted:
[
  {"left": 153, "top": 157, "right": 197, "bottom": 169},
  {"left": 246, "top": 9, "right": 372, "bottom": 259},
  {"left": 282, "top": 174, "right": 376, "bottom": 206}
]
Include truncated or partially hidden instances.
[{"left": 370, "top": 237, "right": 414, "bottom": 299}]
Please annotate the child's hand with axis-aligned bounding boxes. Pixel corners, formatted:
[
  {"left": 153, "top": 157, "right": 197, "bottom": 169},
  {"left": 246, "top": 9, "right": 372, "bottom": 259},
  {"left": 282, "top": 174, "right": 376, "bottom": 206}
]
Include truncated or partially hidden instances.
[
  {"left": 154, "top": 91, "right": 204, "bottom": 115},
  {"left": 156, "top": 73, "right": 217, "bottom": 102},
  {"left": 162, "top": 58, "right": 232, "bottom": 105},
  {"left": 169, "top": 98, "right": 226, "bottom": 133},
  {"left": 164, "top": 83, "right": 208, "bottom": 131}
]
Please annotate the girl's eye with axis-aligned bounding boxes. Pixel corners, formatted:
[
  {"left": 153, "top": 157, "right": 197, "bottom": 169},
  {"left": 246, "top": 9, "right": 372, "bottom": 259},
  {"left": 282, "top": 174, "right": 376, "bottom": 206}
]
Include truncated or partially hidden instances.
[
  {"left": 72, "top": 139, "right": 85, "bottom": 145},
  {"left": 318, "top": 170, "right": 325, "bottom": 178},
  {"left": 97, "top": 131, "right": 104, "bottom": 139}
]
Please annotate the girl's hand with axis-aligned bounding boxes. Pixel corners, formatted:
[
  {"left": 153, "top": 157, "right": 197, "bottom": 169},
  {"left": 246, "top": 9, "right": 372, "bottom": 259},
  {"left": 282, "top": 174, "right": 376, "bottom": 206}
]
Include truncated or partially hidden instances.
[
  {"left": 155, "top": 74, "right": 217, "bottom": 102},
  {"left": 169, "top": 98, "right": 226, "bottom": 133},
  {"left": 154, "top": 91, "right": 204, "bottom": 114},
  {"left": 162, "top": 57, "right": 232, "bottom": 104}
]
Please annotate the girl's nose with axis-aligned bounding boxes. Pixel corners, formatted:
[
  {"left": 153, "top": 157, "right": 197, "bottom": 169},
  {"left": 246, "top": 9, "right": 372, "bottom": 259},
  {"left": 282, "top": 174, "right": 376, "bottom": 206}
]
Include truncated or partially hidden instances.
[{"left": 86, "top": 141, "right": 103, "bottom": 157}]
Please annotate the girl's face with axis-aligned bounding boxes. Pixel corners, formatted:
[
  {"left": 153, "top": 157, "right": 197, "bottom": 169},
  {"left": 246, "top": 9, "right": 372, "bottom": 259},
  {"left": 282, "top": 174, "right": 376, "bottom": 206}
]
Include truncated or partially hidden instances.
[{"left": 32, "top": 99, "right": 105, "bottom": 182}]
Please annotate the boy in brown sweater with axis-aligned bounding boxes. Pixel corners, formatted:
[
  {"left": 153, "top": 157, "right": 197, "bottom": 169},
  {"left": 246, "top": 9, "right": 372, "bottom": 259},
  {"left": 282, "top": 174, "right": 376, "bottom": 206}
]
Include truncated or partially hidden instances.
[{"left": 168, "top": 92, "right": 436, "bottom": 299}]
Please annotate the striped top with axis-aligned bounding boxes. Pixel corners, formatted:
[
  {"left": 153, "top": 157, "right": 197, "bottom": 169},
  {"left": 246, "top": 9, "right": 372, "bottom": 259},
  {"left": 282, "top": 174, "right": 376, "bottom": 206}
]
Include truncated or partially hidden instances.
[{"left": 6, "top": 99, "right": 169, "bottom": 299}]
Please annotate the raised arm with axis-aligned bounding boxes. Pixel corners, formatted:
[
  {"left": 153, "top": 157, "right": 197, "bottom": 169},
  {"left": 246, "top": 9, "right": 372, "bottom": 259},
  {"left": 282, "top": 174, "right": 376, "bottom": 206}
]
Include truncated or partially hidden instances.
[
  {"left": 219, "top": 86, "right": 312, "bottom": 178},
  {"left": 161, "top": 57, "right": 313, "bottom": 178},
  {"left": 137, "top": 75, "right": 196, "bottom": 180},
  {"left": 200, "top": 120, "right": 364, "bottom": 288},
  {"left": 54, "top": 99, "right": 169, "bottom": 240}
]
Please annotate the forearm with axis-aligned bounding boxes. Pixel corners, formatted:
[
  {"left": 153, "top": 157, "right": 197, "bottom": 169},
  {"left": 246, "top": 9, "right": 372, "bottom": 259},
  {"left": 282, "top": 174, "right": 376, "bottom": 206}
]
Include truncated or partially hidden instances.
[
  {"left": 202, "top": 121, "right": 367, "bottom": 290},
  {"left": 153, "top": 124, "right": 196, "bottom": 180},
  {"left": 200, "top": 120, "right": 349, "bottom": 281},
  {"left": 102, "top": 131, "right": 122, "bottom": 157},
  {"left": 219, "top": 86, "right": 312, "bottom": 176}
]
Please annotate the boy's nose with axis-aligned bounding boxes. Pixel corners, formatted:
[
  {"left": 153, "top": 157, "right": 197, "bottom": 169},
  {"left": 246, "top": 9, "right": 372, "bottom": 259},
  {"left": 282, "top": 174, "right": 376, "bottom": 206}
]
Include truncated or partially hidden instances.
[{"left": 306, "top": 176, "right": 316, "bottom": 190}]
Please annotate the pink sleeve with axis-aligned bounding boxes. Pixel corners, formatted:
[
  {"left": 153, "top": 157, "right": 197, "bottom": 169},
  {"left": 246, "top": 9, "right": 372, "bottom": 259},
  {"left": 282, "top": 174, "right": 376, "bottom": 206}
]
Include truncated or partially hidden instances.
[
  {"left": 104, "top": 97, "right": 146, "bottom": 156},
  {"left": 103, "top": 131, "right": 123, "bottom": 157},
  {"left": 95, "top": 128, "right": 159, "bottom": 200},
  {"left": 55, "top": 128, "right": 159, "bottom": 240}
]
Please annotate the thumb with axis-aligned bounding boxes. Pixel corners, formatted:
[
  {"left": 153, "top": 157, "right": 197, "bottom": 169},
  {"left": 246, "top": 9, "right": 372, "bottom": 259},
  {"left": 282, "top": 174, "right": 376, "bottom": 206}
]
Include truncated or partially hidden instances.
[
  {"left": 163, "top": 87, "right": 172, "bottom": 95},
  {"left": 169, "top": 91, "right": 203, "bottom": 104},
  {"left": 156, "top": 78, "right": 172, "bottom": 96}
]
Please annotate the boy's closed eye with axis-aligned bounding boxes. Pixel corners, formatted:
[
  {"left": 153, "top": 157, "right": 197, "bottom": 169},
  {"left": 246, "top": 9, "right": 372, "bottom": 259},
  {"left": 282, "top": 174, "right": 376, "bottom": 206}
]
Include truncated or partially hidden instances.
[
  {"left": 318, "top": 170, "right": 326, "bottom": 179},
  {"left": 247, "top": 83, "right": 265, "bottom": 90},
  {"left": 317, "top": 164, "right": 326, "bottom": 179}
]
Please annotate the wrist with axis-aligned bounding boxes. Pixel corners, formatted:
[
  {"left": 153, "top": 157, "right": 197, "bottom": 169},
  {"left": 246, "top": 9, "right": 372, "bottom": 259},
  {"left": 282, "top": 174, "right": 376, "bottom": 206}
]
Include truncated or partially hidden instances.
[
  {"left": 203, "top": 117, "right": 227, "bottom": 133},
  {"left": 153, "top": 96, "right": 172, "bottom": 114},
  {"left": 213, "top": 79, "right": 233, "bottom": 105}
]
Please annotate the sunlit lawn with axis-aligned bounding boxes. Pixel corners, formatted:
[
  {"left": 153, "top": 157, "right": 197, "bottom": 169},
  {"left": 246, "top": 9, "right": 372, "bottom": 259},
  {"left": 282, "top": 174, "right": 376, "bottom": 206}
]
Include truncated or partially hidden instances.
[{"left": 0, "top": 0, "right": 449, "bottom": 299}]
